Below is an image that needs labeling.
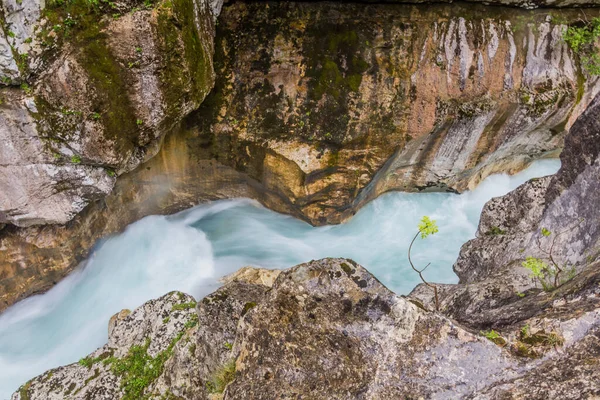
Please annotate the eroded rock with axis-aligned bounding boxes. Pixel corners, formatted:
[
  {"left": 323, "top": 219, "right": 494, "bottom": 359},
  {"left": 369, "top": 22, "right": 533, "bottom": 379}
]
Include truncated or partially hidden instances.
[
  {"left": 0, "top": 0, "right": 216, "bottom": 227},
  {"left": 13, "top": 258, "right": 600, "bottom": 399},
  {"left": 192, "top": 2, "right": 600, "bottom": 225}
]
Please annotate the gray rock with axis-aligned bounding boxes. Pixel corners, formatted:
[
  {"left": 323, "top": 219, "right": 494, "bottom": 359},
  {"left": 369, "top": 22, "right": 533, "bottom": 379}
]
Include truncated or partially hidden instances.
[
  {"left": 13, "top": 257, "right": 600, "bottom": 399},
  {"left": 0, "top": 0, "right": 217, "bottom": 227}
]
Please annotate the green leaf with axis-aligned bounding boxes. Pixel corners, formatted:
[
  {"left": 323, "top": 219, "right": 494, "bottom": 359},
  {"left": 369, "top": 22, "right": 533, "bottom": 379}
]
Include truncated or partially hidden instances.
[
  {"left": 522, "top": 257, "right": 548, "bottom": 278},
  {"left": 541, "top": 227, "right": 551, "bottom": 237},
  {"left": 418, "top": 216, "right": 439, "bottom": 239}
]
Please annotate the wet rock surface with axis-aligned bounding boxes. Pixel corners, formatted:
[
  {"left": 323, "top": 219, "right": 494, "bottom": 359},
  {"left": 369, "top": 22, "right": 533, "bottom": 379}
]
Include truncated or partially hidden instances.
[{"left": 2, "top": 1, "right": 600, "bottom": 312}]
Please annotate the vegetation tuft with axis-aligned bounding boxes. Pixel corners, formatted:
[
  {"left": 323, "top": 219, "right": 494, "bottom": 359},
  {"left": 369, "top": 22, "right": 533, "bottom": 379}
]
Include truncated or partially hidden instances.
[
  {"left": 206, "top": 359, "right": 236, "bottom": 394},
  {"left": 522, "top": 220, "right": 583, "bottom": 291},
  {"left": 563, "top": 17, "right": 600, "bottom": 75}
]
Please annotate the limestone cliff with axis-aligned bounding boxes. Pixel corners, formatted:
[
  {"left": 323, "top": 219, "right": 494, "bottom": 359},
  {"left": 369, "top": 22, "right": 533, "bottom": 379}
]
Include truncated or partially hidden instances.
[
  {"left": 193, "top": 2, "right": 600, "bottom": 225},
  {"left": 2, "top": 1, "right": 600, "bottom": 313},
  {"left": 0, "top": 0, "right": 216, "bottom": 227}
]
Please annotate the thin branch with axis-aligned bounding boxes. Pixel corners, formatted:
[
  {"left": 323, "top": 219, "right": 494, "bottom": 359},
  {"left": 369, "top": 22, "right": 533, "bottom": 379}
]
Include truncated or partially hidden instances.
[{"left": 408, "top": 231, "right": 439, "bottom": 311}]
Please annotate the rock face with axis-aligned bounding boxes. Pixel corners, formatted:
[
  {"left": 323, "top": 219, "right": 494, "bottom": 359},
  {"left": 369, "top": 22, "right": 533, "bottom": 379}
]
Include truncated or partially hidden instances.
[
  {"left": 0, "top": 0, "right": 216, "bottom": 227},
  {"left": 13, "top": 258, "right": 600, "bottom": 399},
  {"left": 410, "top": 91, "right": 600, "bottom": 328},
  {"left": 193, "top": 2, "right": 600, "bottom": 225},
  {"left": 2, "top": 0, "right": 600, "bottom": 314}
]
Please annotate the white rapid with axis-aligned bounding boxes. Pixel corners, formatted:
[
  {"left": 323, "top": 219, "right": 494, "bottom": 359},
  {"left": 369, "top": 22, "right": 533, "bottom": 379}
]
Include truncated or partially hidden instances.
[{"left": 0, "top": 159, "right": 560, "bottom": 399}]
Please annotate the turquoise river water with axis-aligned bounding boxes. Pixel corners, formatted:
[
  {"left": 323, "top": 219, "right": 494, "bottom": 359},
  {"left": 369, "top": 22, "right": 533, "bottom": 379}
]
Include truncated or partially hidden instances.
[{"left": 0, "top": 159, "right": 560, "bottom": 398}]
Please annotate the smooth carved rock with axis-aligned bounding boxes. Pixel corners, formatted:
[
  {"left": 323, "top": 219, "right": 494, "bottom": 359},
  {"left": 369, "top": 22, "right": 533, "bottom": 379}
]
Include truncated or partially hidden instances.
[{"left": 193, "top": 2, "right": 600, "bottom": 225}]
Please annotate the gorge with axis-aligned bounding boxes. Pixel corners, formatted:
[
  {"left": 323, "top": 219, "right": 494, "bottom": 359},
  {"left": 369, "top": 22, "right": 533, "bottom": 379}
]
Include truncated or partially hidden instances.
[
  {"left": 1, "top": 0, "right": 600, "bottom": 398},
  {"left": 0, "top": 160, "right": 560, "bottom": 398}
]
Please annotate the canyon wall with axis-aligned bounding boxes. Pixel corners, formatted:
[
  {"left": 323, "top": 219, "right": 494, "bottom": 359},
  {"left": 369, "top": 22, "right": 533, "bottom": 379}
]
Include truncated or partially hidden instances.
[
  {"left": 410, "top": 90, "right": 600, "bottom": 330},
  {"left": 19, "top": 85, "right": 600, "bottom": 400},
  {"left": 0, "top": 0, "right": 216, "bottom": 228},
  {"left": 194, "top": 2, "right": 599, "bottom": 225},
  {"left": 1, "top": 1, "right": 600, "bottom": 312}
]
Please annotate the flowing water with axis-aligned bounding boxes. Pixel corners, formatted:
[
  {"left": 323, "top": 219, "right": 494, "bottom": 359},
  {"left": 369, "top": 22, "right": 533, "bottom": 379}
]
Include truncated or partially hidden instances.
[{"left": 0, "top": 159, "right": 560, "bottom": 398}]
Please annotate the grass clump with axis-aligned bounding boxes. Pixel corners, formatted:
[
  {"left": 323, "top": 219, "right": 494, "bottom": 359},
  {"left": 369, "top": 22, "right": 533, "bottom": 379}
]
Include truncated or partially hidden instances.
[
  {"left": 78, "top": 351, "right": 112, "bottom": 368},
  {"left": 109, "top": 332, "right": 184, "bottom": 400},
  {"left": 172, "top": 301, "right": 197, "bottom": 311},
  {"left": 512, "top": 324, "right": 564, "bottom": 358},
  {"left": 206, "top": 359, "right": 236, "bottom": 394},
  {"left": 480, "top": 329, "right": 507, "bottom": 346}
]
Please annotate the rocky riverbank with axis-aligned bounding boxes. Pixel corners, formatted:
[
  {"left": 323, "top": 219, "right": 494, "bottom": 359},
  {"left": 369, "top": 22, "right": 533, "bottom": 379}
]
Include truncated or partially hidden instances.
[
  {"left": 13, "top": 255, "right": 599, "bottom": 399},
  {"left": 11, "top": 68, "right": 600, "bottom": 400}
]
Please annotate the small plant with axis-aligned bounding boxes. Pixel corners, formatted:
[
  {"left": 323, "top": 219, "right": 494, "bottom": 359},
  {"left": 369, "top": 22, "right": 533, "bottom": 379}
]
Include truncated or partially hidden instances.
[
  {"left": 7, "top": 30, "right": 16, "bottom": 38},
  {"left": 183, "top": 314, "right": 198, "bottom": 329},
  {"left": 135, "top": 46, "right": 143, "bottom": 53},
  {"left": 78, "top": 356, "right": 94, "bottom": 368},
  {"left": 480, "top": 329, "right": 506, "bottom": 346},
  {"left": 71, "top": 155, "right": 81, "bottom": 164},
  {"left": 136, "top": 118, "right": 143, "bottom": 126},
  {"left": 486, "top": 226, "right": 506, "bottom": 236},
  {"left": 91, "top": 112, "right": 101, "bottom": 120},
  {"left": 20, "top": 83, "right": 32, "bottom": 95},
  {"left": 224, "top": 342, "right": 233, "bottom": 350},
  {"left": 64, "top": 16, "right": 76, "bottom": 27},
  {"left": 162, "top": 317, "right": 170, "bottom": 324},
  {"left": 563, "top": 17, "right": 600, "bottom": 75},
  {"left": 172, "top": 301, "right": 196, "bottom": 311},
  {"left": 522, "top": 220, "right": 583, "bottom": 291},
  {"left": 513, "top": 325, "right": 564, "bottom": 357},
  {"left": 106, "top": 168, "right": 116, "bottom": 177},
  {"left": 207, "top": 360, "right": 236, "bottom": 394},
  {"left": 408, "top": 216, "right": 440, "bottom": 311}
]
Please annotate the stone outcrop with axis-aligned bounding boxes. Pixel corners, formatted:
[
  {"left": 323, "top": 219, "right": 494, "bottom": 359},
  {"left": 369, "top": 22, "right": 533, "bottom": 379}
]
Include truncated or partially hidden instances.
[
  {"left": 193, "top": 2, "right": 600, "bottom": 225},
  {"left": 12, "top": 258, "right": 600, "bottom": 399},
  {"left": 0, "top": 0, "right": 216, "bottom": 227},
  {"left": 410, "top": 90, "right": 600, "bottom": 341}
]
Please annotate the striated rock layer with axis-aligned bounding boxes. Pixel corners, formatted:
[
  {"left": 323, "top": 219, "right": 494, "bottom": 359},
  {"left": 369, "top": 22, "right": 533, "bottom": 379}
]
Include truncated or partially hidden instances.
[
  {"left": 193, "top": 2, "right": 600, "bottom": 225},
  {"left": 12, "top": 257, "right": 600, "bottom": 399}
]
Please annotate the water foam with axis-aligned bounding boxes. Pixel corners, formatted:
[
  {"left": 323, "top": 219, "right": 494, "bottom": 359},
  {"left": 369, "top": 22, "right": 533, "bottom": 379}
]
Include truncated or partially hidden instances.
[{"left": 0, "top": 159, "right": 560, "bottom": 398}]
